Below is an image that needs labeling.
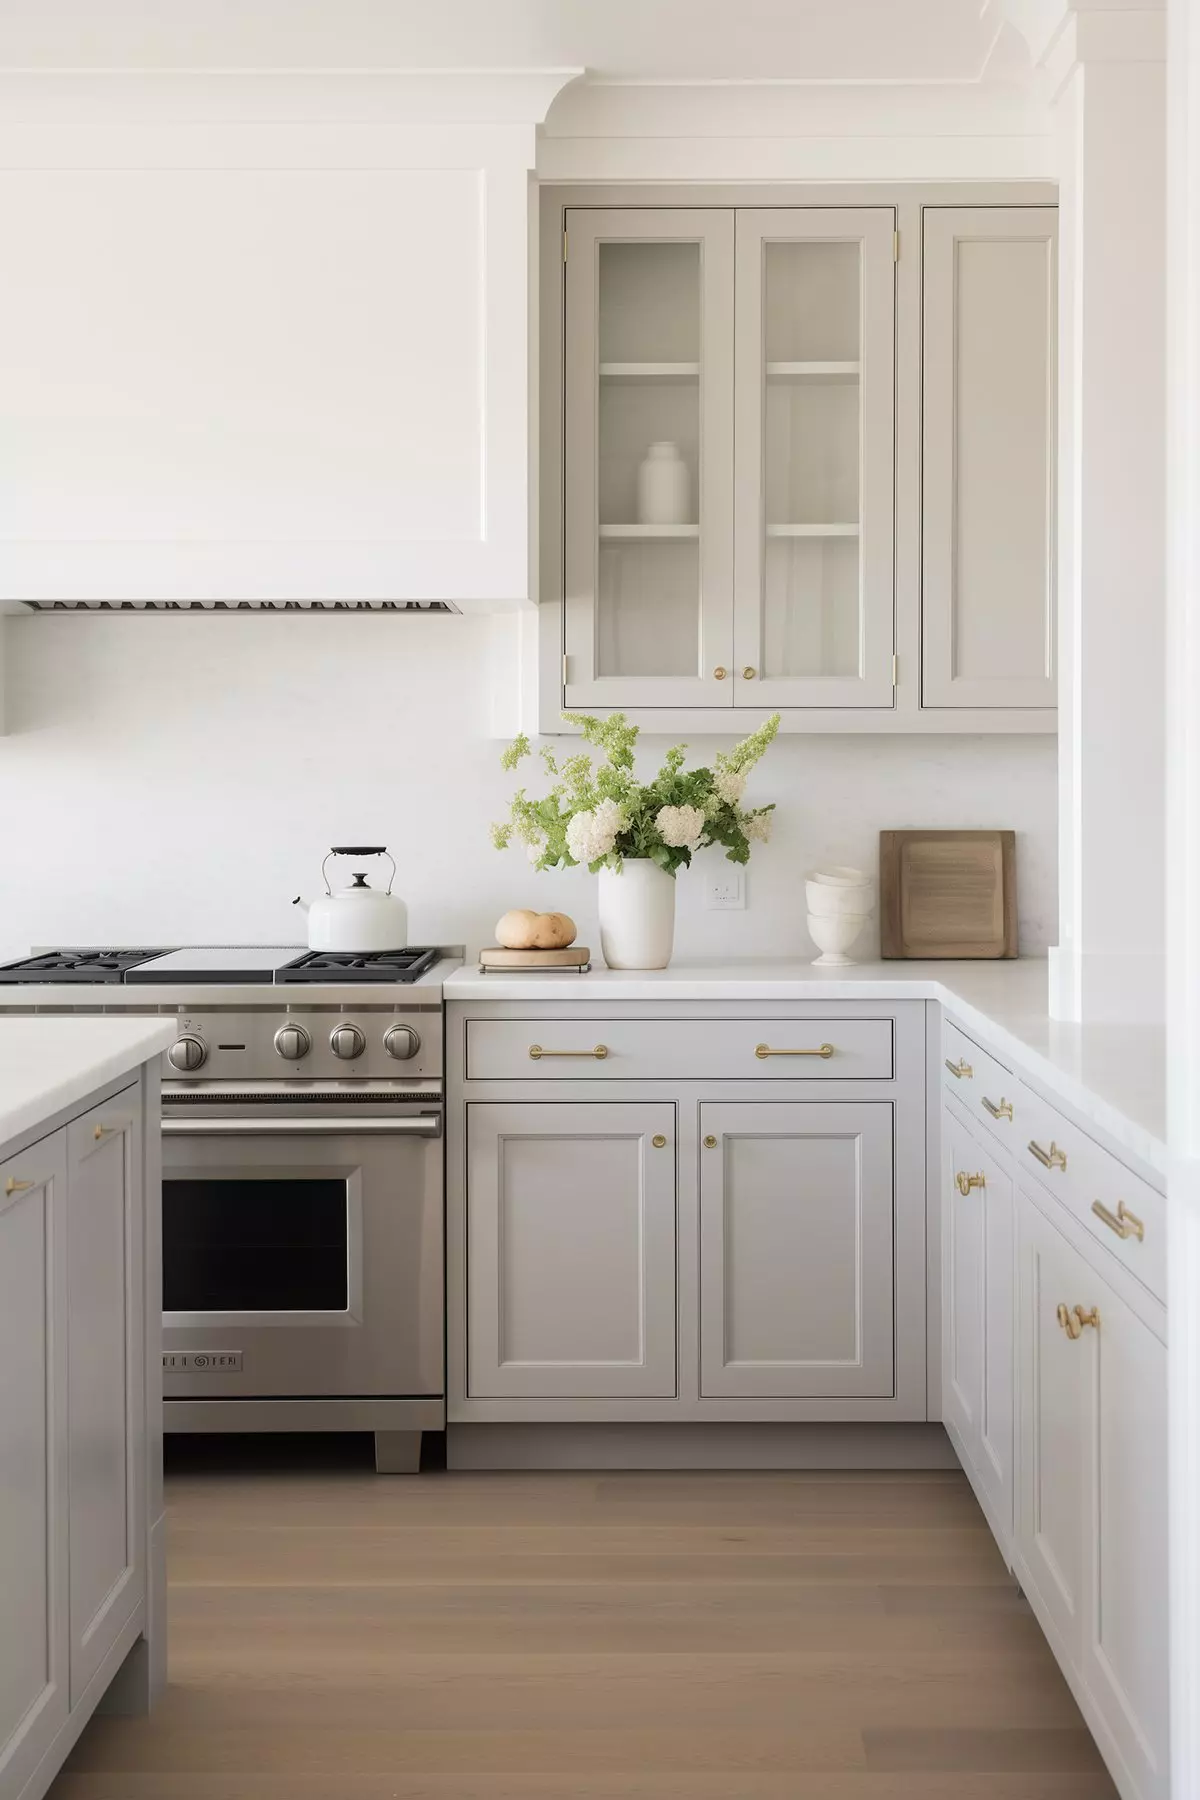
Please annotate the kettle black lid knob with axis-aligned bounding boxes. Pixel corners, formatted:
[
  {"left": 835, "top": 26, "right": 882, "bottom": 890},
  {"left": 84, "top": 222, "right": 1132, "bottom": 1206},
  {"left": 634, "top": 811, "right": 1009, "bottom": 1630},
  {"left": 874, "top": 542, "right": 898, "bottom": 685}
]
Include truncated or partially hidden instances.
[{"left": 350, "top": 872, "right": 369, "bottom": 887}]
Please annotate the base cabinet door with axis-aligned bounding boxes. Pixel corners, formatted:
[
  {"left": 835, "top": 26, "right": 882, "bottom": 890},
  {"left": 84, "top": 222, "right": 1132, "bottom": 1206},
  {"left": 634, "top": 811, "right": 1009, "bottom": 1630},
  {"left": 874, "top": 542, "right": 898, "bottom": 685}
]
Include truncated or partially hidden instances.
[
  {"left": 0, "top": 1130, "right": 69, "bottom": 1797},
  {"left": 943, "top": 1108, "right": 1014, "bottom": 1536},
  {"left": 66, "top": 1093, "right": 145, "bottom": 1704},
  {"left": 1016, "top": 1191, "right": 1088, "bottom": 1666},
  {"left": 1081, "top": 1264, "right": 1169, "bottom": 1800},
  {"left": 467, "top": 1102, "right": 676, "bottom": 1399},
  {"left": 699, "top": 1102, "right": 894, "bottom": 1398}
]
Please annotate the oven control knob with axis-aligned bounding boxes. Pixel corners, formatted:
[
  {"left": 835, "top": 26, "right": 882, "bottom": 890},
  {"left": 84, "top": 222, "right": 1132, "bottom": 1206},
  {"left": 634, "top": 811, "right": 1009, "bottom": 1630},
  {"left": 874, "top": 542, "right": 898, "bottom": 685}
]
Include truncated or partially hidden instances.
[
  {"left": 168, "top": 1034, "right": 208, "bottom": 1072},
  {"left": 273, "top": 1022, "right": 311, "bottom": 1061},
  {"left": 384, "top": 1024, "right": 420, "bottom": 1061},
  {"left": 330, "top": 1023, "right": 366, "bottom": 1061}
]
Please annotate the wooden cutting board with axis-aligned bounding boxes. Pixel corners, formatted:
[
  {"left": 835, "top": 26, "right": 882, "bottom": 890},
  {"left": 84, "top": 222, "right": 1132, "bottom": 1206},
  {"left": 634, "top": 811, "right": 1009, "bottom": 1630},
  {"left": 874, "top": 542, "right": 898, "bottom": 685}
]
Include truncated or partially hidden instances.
[{"left": 880, "top": 829, "right": 1017, "bottom": 959}]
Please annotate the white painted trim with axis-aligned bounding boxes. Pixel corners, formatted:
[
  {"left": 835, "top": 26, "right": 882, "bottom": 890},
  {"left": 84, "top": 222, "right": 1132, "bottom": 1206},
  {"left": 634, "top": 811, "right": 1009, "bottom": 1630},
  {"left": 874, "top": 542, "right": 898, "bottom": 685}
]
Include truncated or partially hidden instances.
[{"left": 446, "top": 1421, "right": 959, "bottom": 1470}]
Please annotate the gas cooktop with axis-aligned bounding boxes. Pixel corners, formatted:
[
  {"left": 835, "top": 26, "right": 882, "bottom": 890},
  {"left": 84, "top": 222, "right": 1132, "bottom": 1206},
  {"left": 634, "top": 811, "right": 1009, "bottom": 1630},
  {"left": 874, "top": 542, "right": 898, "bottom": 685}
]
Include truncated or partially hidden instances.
[{"left": 0, "top": 946, "right": 442, "bottom": 986}]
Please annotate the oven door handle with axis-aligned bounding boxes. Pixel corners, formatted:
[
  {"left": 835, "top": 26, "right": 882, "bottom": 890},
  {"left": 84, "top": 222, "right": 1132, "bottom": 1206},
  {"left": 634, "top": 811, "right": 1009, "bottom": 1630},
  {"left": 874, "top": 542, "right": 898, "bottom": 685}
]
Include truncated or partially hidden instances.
[{"left": 161, "top": 1114, "right": 442, "bottom": 1138}]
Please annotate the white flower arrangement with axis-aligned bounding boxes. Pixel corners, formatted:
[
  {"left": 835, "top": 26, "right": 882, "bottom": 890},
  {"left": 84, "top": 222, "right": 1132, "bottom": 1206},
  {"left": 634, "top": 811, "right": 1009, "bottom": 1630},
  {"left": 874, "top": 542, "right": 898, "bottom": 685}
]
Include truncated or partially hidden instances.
[{"left": 491, "top": 712, "right": 780, "bottom": 877}]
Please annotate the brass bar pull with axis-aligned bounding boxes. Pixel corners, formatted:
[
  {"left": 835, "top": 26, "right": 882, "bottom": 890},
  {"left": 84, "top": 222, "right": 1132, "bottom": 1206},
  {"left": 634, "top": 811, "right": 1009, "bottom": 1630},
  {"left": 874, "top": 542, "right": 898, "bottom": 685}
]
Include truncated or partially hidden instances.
[
  {"left": 956, "top": 1171, "right": 986, "bottom": 1196},
  {"left": 756, "top": 1043, "right": 835, "bottom": 1060},
  {"left": 529, "top": 1045, "right": 609, "bottom": 1061},
  {"left": 93, "top": 1122, "right": 116, "bottom": 1141},
  {"left": 4, "top": 1177, "right": 34, "bottom": 1197},
  {"left": 945, "top": 1058, "right": 973, "bottom": 1079},
  {"left": 1074, "top": 1305, "right": 1100, "bottom": 1332},
  {"left": 981, "top": 1096, "right": 1013, "bottom": 1121},
  {"left": 1091, "top": 1199, "right": 1145, "bottom": 1243},
  {"left": 1028, "top": 1139, "right": 1068, "bottom": 1171},
  {"left": 1057, "top": 1302, "right": 1082, "bottom": 1339}
]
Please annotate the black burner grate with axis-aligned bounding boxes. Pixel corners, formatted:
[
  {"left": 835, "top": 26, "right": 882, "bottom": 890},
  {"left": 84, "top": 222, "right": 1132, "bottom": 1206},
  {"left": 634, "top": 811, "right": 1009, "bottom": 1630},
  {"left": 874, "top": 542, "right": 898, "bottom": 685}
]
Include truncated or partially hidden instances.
[
  {"left": 276, "top": 947, "right": 440, "bottom": 984},
  {"left": 0, "top": 949, "right": 172, "bottom": 984}
]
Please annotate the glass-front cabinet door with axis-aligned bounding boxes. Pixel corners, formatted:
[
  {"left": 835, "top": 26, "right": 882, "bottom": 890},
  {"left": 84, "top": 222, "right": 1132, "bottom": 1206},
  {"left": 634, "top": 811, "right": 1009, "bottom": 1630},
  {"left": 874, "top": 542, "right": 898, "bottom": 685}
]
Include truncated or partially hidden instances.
[
  {"left": 564, "top": 209, "right": 735, "bottom": 710},
  {"left": 733, "top": 209, "right": 896, "bottom": 708}
]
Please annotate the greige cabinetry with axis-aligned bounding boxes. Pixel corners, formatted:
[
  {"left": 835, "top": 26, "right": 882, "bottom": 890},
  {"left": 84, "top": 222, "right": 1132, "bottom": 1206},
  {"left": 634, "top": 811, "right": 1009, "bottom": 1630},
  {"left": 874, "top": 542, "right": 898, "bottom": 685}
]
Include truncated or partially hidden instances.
[{"left": 448, "top": 998, "right": 928, "bottom": 1430}]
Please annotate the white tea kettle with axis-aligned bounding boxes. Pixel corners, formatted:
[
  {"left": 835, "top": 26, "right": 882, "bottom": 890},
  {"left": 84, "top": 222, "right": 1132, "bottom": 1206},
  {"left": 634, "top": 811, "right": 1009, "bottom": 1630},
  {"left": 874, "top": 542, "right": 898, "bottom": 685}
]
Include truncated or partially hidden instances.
[{"left": 293, "top": 848, "right": 408, "bottom": 952}]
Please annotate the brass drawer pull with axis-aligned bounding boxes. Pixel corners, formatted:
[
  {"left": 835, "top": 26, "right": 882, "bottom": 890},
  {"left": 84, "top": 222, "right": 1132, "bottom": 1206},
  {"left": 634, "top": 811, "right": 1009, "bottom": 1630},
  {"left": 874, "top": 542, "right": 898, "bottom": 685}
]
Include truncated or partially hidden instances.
[
  {"left": 1028, "top": 1138, "right": 1067, "bottom": 1171},
  {"left": 981, "top": 1096, "right": 1013, "bottom": 1121},
  {"left": 945, "top": 1058, "right": 973, "bottom": 1079},
  {"left": 4, "top": 1177, "right": 34, "bottom": 1197},
  {"left": 1056, "top": 1302, "right": 1100, "bottom": 1339},
  {"left": 528, "top": 1044, "right": 608, "bottom": 1061},
  {"left": 756, "top": 1043, "right": 834, "bottom": 1060},
  {"left": 93, "top": 1122, "right": 117, "bottom": 1141},
  {"left": 956, "top": 1171, "right": 986, "bottom": 1196},
  {"left": 1092, "top": 1199, "right": 1145, "bottom": 1243}
]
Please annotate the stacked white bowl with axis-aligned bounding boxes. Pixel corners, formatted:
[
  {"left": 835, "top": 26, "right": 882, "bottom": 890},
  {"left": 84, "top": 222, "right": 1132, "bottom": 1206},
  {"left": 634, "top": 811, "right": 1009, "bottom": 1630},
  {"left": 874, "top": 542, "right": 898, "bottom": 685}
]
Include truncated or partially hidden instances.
[{"left": 805, "top": 866, "right": 875, "bottom": 967}]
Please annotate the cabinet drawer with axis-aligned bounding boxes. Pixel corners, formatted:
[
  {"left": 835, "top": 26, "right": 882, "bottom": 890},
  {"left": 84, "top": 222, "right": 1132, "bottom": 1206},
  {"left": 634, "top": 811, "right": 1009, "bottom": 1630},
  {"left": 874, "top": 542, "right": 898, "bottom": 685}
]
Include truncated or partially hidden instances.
[
  {"left": 942, "top": 1021, "right": 1020, "bottom": 1153},
  {"left": 1016, "top": 1079, "right": 1166, "bottom": 1304},
  {"left": 466, "top": 1017, "right": 894, "bottom": 1081}
]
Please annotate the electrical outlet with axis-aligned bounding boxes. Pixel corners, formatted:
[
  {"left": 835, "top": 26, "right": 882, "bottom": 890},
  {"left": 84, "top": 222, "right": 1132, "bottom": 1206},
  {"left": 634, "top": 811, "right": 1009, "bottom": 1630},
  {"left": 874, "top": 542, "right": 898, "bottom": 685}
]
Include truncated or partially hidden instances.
[{"left": 706, "top": 867, "right": 745, "bottom": 910}]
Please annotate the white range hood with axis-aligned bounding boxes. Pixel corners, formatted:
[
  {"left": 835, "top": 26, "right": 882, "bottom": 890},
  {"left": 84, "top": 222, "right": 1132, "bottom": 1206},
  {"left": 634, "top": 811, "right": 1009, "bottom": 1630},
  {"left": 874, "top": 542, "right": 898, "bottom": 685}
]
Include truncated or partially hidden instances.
[{"left": 0, "top": 68, "right": 579, "bottom": 613}]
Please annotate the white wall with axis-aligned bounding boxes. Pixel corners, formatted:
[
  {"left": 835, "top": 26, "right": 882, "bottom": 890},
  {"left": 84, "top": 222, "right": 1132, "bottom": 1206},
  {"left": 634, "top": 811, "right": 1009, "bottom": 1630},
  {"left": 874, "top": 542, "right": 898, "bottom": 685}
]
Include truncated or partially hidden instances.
[{"left": 0, "top": 614, "right": 1057, "bottom": 962}]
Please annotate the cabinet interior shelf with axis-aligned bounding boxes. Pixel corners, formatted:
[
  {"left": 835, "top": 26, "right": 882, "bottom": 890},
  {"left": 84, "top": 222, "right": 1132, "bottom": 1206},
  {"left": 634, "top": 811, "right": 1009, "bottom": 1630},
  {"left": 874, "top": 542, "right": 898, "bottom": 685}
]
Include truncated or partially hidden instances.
[
  {"left": 599, "top": 523, "right": 701, "bottom": 539},
  {"left": 766, "top": 361, "right": 861, "bottom": 383},
  {"left": 766, "top": 523, "right": 860, "bottom": 538},
  {"left": 599, "top": 361, "right": 700, "bottom": 382}
]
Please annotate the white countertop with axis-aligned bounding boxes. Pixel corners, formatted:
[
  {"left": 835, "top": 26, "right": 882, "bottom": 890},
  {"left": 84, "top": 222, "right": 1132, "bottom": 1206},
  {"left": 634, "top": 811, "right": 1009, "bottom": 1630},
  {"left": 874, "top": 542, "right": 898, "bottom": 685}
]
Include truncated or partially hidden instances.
[
  {"left": 445, "top": 959, "right": 1167, "bottom": 1178},
  {"left": 0, "top": 1016, "right": 175, "bottom": 1149}
]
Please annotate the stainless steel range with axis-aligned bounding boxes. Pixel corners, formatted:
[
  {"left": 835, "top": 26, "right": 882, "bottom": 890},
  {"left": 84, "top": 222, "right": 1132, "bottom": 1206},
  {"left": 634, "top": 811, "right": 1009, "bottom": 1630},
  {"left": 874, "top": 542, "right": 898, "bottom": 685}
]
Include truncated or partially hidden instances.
[{"left": 0, "top": 944, "right": 459, "bottom": 1473}]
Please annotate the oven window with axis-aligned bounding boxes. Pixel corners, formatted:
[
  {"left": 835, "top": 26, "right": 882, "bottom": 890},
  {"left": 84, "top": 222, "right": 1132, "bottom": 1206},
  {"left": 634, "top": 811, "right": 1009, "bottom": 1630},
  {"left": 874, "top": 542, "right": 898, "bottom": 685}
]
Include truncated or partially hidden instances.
[{"left": 163, "top": 1178, "right": 348, "bottom": 1312}]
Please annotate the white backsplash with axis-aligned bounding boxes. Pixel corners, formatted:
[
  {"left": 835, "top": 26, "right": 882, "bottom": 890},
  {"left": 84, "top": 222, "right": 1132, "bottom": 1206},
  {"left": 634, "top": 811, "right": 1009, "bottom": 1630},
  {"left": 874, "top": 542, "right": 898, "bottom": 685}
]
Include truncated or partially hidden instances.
[{"left": 0, "top": 613, "right": 1057, "bottom": 962}]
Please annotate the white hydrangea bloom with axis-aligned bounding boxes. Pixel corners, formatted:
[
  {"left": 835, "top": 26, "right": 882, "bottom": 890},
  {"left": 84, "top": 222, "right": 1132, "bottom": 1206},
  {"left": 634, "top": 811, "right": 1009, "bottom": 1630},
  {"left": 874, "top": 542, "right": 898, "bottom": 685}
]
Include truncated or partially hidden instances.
[
  {"left": 566, "top": 798, "right": 624, "bottom": 864},
  {"left": 715, "top": 767, "right": 746, "bottom": 806},
  {"left": 655, "top": 803, "right": 707, "bottom": 850},
  {"left": 743, "top": 810, "right": 772, "bottom": 843}
]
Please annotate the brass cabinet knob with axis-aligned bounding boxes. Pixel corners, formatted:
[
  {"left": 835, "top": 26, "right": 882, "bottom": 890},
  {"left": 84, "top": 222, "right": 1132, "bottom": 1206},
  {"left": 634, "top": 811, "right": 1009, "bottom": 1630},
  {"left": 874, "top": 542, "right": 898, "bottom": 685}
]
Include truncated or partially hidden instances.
[
  {"left": 651, "top": 1134, "right": 667, "bottom": 1149},
  {"left": 713, "top": 666, "right": 727, "bottom": 681},
  {"left": 955, "top": 1171, "right": 986, "bottom": 1196},
  {"left": 703, "top": 1134, "right": 718, "bottom": 1149},
  {"left": 742, "top": 666, "right": 756, "bottom": 680}
]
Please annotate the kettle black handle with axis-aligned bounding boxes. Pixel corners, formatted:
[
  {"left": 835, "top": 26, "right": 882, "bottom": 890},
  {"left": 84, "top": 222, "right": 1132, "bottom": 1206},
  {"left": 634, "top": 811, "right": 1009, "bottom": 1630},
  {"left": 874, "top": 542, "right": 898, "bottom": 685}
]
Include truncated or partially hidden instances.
[{"left": 329, "top": 846, "right": 387, "bottom": 856}]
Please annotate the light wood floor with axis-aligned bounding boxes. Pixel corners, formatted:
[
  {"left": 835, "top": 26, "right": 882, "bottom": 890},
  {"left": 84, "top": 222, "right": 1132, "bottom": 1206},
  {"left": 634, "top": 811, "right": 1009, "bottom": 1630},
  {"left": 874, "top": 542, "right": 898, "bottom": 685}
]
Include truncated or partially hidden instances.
[{"left": 52, "top": 1444, "right": 1117, "bottom": 1800}]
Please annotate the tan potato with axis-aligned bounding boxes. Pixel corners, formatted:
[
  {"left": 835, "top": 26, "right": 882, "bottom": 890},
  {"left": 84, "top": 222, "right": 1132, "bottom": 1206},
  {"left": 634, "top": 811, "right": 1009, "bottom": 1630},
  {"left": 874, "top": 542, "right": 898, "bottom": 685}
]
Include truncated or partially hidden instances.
[
  {"left": 530, "top": 911, "right": 576, "bottom": 949},
  {"left": 494, "top": 908, "right": 540, "bottom": 949}
]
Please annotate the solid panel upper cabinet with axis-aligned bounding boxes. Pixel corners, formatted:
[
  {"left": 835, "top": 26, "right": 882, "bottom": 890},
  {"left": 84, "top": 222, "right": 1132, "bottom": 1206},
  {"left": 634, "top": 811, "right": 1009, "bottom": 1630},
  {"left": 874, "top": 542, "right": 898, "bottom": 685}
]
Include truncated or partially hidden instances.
[
  {"left": 734, "top": 209, "right": 897, "bottom": 709},
  {"left": 564, "top": 209, "right": 736, "bottom": 708},
  {"left": 66, "top": 1094, "right": 145, "bottom": 1704},
  {"left": 699, "top": 1102, "right": 894, "bottom": 1398},
  {"left": 0, "top": 1131, "right": 68, "bottom": 1799},
  {"left": 0, "top": 136, "right": 536, "bottom": 606},
  {"left": 467, "top": 1102, "right": 677, "bottom": 1399},
  {"left": 922, "top": 208, "right": 1057, "bottom": 709}
]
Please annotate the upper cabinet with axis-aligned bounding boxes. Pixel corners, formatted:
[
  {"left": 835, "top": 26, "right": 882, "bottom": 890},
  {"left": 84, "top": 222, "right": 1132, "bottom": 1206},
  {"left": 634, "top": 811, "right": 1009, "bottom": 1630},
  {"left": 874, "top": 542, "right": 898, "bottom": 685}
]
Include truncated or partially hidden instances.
[
  {"left": 0, "top": 71, "right": 577, "bottom": 611},
  {"left": 922, "top": 208, "right": 1058, "bottom": 710},
  {"left": 545, "top": 187, "right": 1058, "bottom": 733}
]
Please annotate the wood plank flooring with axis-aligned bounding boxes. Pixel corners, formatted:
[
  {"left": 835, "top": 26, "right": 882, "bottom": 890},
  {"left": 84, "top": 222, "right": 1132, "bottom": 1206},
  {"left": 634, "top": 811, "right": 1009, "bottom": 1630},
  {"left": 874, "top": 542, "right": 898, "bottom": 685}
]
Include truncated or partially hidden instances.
[{"left": 52, "top": 1446, "right": 1117, "bottom": 1800}]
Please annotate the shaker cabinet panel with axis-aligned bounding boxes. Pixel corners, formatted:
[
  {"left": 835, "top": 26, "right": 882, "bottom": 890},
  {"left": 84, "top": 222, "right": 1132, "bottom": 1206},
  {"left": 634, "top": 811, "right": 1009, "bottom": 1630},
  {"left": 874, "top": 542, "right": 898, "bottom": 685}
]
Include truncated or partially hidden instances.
[
  {"left": 942, "top": 1105, "right": 1014, "bottom": 1540},
  {"left": 66, "top": 1094, "right": 146, "bottom": 1704},
  {"left": 466, "top": 1102, "right": 677, "bottom": 1399},
  {"left": 922, "top": 207, "right": 1057, "bottom": 709},
  {"left": 698, "top": 1102, "right": 894, "bottom": 1398},
  {"left": 564, "top": 209, "right": 735, "bottom": 709},
  {"left": 0, "top": 1131, "right": 69, "bottom": 1799},
  {"left": 733, "top": 208, "right": 897, "bottom": 709}
]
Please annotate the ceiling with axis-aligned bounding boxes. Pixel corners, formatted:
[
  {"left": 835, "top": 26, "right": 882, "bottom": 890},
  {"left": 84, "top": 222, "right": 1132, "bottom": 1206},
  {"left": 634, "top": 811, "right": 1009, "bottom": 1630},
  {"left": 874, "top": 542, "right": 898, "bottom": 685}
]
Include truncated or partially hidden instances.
[{"left": 0, "top": 0, "right": 1024, "bottom": 85}]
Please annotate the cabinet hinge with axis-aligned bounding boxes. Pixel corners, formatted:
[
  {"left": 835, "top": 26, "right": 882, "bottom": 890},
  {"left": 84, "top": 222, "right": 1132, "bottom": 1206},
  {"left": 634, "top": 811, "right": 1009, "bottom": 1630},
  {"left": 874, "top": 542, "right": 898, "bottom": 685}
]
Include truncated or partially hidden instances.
[
  {"left": 892, "top": 653, "right": 899, "bottom": 686},
  {"left": 562, "top": 653, "right": 569, "bottom": 686},
  {"left": 893, "top": 229, "right": 900, "bottom": 262},
  {"left": 563, "top": 229, "right": 568, "bottom": 264}
]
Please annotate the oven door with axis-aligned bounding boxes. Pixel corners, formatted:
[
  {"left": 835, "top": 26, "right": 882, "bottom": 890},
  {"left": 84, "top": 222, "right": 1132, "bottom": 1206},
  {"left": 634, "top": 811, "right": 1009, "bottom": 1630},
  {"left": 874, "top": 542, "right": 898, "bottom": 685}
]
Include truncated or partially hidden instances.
[{"left": 160, "top": 1091, "right": 443, "bottom": 1401}]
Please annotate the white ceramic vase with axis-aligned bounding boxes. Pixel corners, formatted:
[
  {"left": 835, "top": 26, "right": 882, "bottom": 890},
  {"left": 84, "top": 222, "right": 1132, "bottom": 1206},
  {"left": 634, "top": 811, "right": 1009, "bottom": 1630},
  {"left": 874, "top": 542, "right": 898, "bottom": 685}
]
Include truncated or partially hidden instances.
[
  {"left": 598, "top": 860, "right": 677, "bottom": 970},
  {"left": 636, "top": 442, "right": 690, "bottom": 526}
]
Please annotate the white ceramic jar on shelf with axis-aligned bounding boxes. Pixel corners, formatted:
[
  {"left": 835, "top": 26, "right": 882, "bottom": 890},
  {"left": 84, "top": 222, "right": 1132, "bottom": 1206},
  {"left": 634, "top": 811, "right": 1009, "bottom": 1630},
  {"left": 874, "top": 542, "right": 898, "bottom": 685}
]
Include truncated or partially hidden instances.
[{"left": 636, "top": 442, "right": 690, "bottom": 526}]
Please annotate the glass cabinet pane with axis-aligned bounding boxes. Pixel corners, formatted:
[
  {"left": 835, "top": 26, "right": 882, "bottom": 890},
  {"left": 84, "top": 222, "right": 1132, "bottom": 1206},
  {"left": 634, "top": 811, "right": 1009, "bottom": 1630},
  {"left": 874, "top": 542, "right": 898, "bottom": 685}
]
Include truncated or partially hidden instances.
[
  {"left": 761, "top": 239, "right": 864, "bottom": 678},
  {"left": 597, "top": 241, "right": 701, "bottom": 678}
]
